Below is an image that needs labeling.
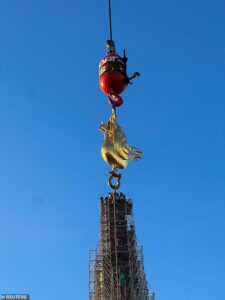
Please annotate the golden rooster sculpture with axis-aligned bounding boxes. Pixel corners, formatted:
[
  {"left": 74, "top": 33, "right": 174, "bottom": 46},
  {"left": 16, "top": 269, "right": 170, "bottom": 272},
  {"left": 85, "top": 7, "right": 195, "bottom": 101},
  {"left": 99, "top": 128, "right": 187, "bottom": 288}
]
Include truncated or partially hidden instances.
[{"left": 99, "top": 112, "right": 142, "bottom": 169}]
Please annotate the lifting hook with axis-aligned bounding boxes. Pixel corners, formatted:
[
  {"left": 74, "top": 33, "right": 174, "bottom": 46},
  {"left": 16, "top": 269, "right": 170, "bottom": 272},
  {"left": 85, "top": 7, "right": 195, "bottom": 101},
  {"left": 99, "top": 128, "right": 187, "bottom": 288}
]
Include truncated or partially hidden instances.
[{"left": 108, "top": 166, "right": 122, "bottom": 190}]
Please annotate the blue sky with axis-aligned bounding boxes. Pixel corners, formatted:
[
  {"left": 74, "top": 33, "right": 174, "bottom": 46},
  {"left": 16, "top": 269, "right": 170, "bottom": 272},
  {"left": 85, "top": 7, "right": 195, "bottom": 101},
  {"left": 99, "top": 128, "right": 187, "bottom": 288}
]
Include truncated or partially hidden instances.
[{"left": 1, "top": 0, "right": 225, "bottom": 299}]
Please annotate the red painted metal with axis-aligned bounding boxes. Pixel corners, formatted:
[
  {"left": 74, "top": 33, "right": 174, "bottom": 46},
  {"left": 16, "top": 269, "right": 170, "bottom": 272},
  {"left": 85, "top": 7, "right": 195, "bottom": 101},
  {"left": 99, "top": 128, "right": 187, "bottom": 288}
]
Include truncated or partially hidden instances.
[{"left": 99, "top": 53, "right": 127, "bottom": 107}]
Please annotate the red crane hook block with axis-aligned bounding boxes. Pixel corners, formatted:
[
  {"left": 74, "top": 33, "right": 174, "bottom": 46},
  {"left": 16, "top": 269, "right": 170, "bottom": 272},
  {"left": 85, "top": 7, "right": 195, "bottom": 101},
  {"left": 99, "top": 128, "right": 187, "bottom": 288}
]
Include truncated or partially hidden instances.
[
  {"left": 99, "top": 40, "right": 140, "bottom": 108},
  {"left": 99, "top": 49, "right": 127, "bottom": 107}
]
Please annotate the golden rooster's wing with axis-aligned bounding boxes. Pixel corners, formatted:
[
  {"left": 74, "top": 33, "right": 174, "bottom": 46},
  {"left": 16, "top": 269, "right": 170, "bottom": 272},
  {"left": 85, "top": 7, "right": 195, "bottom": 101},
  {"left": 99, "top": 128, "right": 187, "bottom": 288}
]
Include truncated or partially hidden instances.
[
  {"left": 113, "top": 122, "right": 130, "bottom": 160},
  {"left": 113, "top": 121, "right": 143, "bottom": 161}
]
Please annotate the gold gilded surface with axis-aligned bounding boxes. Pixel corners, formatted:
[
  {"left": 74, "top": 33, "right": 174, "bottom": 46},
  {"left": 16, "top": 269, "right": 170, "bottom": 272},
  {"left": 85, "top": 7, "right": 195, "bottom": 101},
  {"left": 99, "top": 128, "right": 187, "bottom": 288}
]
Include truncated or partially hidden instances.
[{"left": 99, "top": 112, "right": 142, "bottom": 169}]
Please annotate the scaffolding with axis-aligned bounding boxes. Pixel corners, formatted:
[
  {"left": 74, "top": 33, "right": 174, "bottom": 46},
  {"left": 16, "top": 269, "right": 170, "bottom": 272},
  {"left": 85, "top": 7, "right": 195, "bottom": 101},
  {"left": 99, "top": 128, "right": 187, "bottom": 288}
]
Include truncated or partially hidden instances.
[{"left": 89, "top": 192, "right": 154, "bottom": 300}]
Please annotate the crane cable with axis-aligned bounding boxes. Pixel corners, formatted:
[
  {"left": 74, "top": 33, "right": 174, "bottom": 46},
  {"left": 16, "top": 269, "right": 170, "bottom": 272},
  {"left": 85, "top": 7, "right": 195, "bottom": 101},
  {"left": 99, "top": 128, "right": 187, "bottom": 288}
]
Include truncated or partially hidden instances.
[{"left": 108, "top": 0, "right": 113, "bottom": 40}]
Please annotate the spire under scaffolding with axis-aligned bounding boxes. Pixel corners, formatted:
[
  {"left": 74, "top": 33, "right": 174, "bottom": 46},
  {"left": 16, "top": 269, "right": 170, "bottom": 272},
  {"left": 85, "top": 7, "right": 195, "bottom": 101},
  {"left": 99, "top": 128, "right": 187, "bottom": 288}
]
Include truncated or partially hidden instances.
[{"left": 89, "top": 192, "right": 155, "bottom": 300}]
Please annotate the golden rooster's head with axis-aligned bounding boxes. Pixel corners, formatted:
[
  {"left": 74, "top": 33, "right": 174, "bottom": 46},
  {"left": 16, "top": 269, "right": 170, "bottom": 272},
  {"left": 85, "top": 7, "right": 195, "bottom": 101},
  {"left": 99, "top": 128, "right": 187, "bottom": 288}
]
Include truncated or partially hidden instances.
[{"left": 98, "top": 121, "right": 108, "bottom": 134}]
